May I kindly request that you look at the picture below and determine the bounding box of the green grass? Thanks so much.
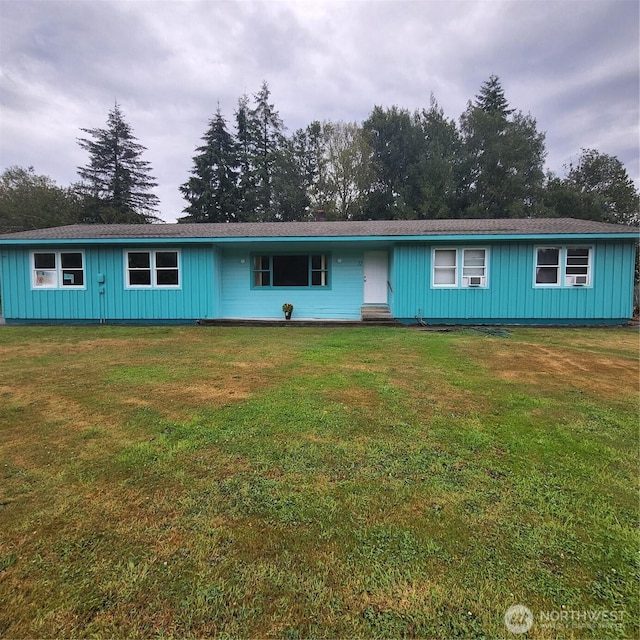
[0,325,638,638]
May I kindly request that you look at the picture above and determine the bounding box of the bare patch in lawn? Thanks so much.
[356,578,446,613]
[124,365,281,419]
[0,338,154,362]
[0,384,112,431]
[329,387,380,409]
[482,342,637,399]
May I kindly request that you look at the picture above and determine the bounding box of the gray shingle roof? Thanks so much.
[0,218,637,241]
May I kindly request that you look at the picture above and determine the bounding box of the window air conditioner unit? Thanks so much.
[568,275,588,286]
[468,276,484,287]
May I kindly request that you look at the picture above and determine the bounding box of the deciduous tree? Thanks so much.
[0,166,83,234]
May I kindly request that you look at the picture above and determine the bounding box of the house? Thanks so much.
[0,218,637,325]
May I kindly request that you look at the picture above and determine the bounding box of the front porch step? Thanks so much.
[361,304,393,321]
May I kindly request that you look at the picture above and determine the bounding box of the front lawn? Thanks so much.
[0,326,637,638]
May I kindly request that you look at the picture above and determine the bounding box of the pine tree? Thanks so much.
[180,106,240,223]
[474,74,514,117]
[234,93,258,221]
[248,81,285,221]
[77,102,159,223]
[459,76,546,218]
[417,96,461,219]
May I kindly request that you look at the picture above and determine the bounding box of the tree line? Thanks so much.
[1,76,638,234]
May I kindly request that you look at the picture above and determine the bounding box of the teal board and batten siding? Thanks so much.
[0,245,216,322]
[219,243,366,319]
[392,240,636,323]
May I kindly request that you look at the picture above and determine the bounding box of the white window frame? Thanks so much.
[432,248,458,288]
[534,246,593,288]
[125,250,181,289]
[32,251,85,289]
[534,246,561,287]
[462,248,488,288]
[432,247,490,288]
[564,247,592,287]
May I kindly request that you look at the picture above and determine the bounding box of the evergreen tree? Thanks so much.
[474,74,513,117]
[459,76,546,218]
[271,137,310,221]
[234,93,258,221]
[417,96,461,219]
[248,81,285,221]
[292,121,326,217]
[180,106,240,222]
[77,102,159,223]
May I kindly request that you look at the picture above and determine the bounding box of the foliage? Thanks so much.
[270,137,311,222]
[546,148,639,225]
[180,106,240,222]
[362,106,425,219]
[416,96,461,219]
[0,166,84,233]
[248,81,286,221]
[459,75,547,218]
[77,102,160,223]
[3,79,638,227]
[319,120,375,220]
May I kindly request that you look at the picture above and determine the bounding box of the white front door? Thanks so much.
[363,251,388,304]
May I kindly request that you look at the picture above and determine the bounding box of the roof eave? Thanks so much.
[0,231,638,246]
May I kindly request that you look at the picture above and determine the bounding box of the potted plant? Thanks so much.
[282,302,293,320]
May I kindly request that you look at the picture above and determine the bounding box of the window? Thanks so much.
[433,248,489,288]
[126,250,179,288]
[535,247,592,287]
[252,254,330,288]
[462,249,487,287]
[32,252,84,288]
[565,247,591,286]
[433,249,457,286]
[535,247,560,285]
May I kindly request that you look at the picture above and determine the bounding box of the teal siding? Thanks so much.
[220,243,364,319]
[1,237,634,324]
[393,239,635,323]
[0,245,215,322]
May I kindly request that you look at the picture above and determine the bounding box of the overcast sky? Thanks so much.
[1,0,638,223]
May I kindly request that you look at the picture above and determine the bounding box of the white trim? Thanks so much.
[534,246,593,288]
[432,247,490,289]
[564,246,592,287]
[534,246,562,287]
[462,248,489,288]
[432,248,458,288]
[124,249,181,289]
[31,250,86,290]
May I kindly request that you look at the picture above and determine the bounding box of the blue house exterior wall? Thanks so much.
[392,239,636,324]
[0,244,216,323]
[0,233,636,325]
[219,242,370,319]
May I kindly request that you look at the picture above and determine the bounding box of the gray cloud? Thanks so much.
[1,0,637,222]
